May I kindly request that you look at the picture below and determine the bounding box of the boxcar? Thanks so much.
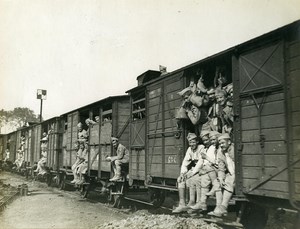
[126,20,300,226]
[58,95,130,193]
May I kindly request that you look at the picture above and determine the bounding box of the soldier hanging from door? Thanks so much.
[176,66,233,137]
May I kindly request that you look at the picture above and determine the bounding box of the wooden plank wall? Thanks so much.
[100,121,112,172]
[117,100,130,147]
[32,125,41,164]
[130,120,146,181]
[48,120,59,170]
[147,73,184,179]
[0,135,4,160]
[241,92,289,199]
[89,124,100,170]
[288,38,300,201]
[62,112,78,167]
[163,75,185,179]
[147,82,163,178]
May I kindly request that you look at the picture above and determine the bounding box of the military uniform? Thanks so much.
[208,133,235,217]
[172,133,205,213]
[109,141,129,181]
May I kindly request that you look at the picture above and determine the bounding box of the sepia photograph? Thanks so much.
[0,1,300,228]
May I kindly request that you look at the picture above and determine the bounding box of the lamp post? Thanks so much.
[37,89,47,123]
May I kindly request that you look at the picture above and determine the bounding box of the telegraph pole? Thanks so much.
[37,89,47,122]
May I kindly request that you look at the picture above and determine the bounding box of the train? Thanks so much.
[1,20,300,228]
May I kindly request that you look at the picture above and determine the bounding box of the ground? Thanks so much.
[0,171,127,229]
[0,171,222,229]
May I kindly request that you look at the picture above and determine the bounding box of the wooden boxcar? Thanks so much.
[58,95,130,190]
[40,117,62,171]
[126,20,300,224]
[0,134,6,161]
[126,70,161,186]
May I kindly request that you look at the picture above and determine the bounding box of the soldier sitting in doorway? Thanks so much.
[172,133,206,213]
[75,142,89,185]
[208,133,235,217]
[4,149,10,162]
[71,142,86,184]
[13,149,24,171]
[71,122,88,184]
[34,144,48,175]
[106,137,129,182]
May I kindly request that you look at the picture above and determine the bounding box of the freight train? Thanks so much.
[1,20,299,228]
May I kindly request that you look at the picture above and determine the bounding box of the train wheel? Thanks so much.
[241,203,268,229]
[59,174,66,190]
[46,174,52,187]
[80,185,89,199]
[149,189,165,208]
[109,194,121,208]
[108,187,122,208]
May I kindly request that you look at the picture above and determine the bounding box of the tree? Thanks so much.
[0,107,40,133]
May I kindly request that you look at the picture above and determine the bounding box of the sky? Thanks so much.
[0,0,300,128]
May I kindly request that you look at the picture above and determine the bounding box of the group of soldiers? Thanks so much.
[71,122,89,185]
[173,131,235,217]
[70,118,129,184]
[177,69,233,137]
[173,70,234,217]
[12,136,26,171]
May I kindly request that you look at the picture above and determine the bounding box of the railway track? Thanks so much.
[0,180,19,212]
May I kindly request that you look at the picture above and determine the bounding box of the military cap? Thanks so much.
[177,87,192,97]
[77,122,83,128]
[209,131,221,138]
[215,89,227,97]
[111,137,119,141]
[207,88,215,95]
[218,133,231,140]
[186,133,197,141]
[200,130,210,138]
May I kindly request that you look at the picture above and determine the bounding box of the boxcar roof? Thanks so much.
[127,19,300,92]
[59,95,129,117]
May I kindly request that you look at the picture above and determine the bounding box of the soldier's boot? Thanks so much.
[71,173,79,183]
[216,190,233,216]
[206,185,217,197]
[196,187,202,203]
[187,187,196,207]
[208,190,224,216]
[172,188,188,213]
[190,188,209,211]
[109,173,122,181]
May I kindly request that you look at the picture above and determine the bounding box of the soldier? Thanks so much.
[71,122,88,184]
[34,145,48,175]
[77,122,88,143]
[205,131,221,196]
[75,142,89,185]
[189,130,213,212]
[4,149,10,162]
[14,149,24,171]
[172,133,205,213]
[106,137,129,182]
[71,142,86,184]
[203,88,219,132]
[208,133,235,217]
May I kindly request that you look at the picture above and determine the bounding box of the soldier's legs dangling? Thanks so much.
[109,160,122,181]
[207,179,223,216]
[186,177,196,207]
[206,170,218,196]
[190,173,210,211]
[172,179,189,213]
